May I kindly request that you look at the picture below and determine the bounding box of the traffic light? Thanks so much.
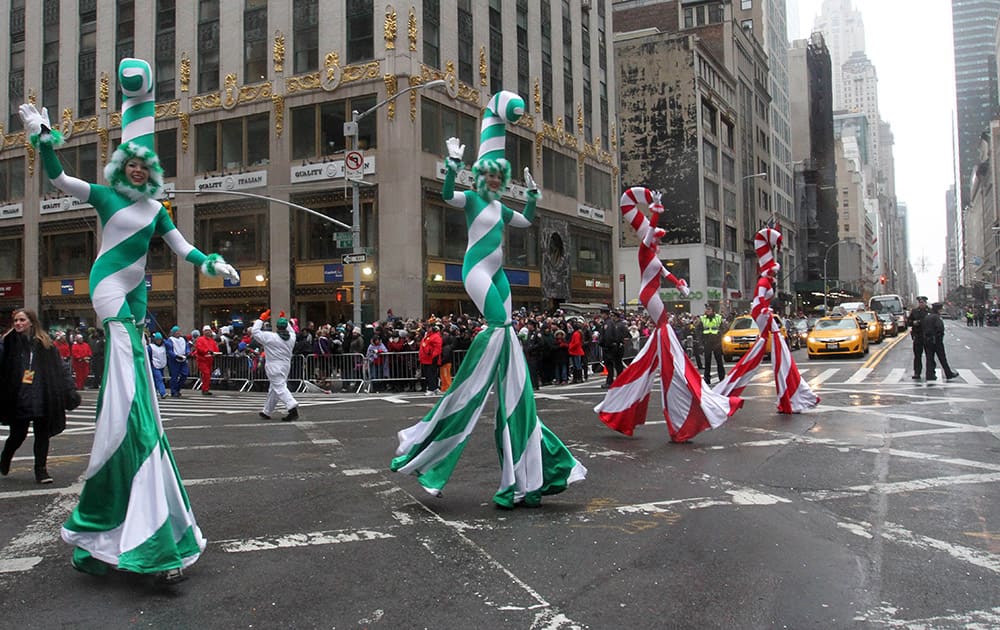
[879,275,886,285]
[937,278,942,287]
[162,200,173,220]
[335,290,343,302]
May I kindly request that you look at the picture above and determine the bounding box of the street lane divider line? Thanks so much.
[863,333,906,369]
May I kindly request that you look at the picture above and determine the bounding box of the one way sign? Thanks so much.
[342,252,368,265]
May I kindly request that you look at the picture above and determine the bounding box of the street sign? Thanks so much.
[345,151,364,180]
[342,252,368,265]
[337,238,353,249]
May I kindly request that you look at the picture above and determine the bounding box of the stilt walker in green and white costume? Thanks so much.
[391,91,587,507]
[19,58,240,581]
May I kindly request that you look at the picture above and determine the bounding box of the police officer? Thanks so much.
[699,304,725,385]
[923,302,960,381]
[600,311,628,388]
[906,296,930,379]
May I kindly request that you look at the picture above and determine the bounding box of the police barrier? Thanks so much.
[190,354,256,392]
[299,353,368,393]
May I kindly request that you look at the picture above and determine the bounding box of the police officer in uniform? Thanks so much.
[906,296,930,379]
[699,304,725,385]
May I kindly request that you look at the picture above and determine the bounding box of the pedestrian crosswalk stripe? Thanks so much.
[883,368,905,384]
[810,368,839,386]
[958,369,982,385]
[845,368,872,384]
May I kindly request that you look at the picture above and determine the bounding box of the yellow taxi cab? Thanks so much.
[721,315,788,361]
[853,310,884,343]
[806,314,870,359]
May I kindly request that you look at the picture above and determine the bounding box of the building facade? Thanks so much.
[0,0,618,331]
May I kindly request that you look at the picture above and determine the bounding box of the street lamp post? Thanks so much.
[343,79,447,326]
[823,239,854,311]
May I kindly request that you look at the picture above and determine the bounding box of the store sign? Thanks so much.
[0,281,23,298]
[576,204,606,223]
[61,279,75,295]
[324,264,344,282]
[0,203,22,220]
[195,170,268,192]
[290,157,376,184]
[41,196,92,214]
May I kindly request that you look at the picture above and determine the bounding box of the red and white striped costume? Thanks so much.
[712,228,820,413]
[595,187,742,441]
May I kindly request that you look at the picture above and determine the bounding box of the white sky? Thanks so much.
[788,0,956,298]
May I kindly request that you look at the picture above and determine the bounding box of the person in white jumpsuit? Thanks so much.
[251,311,299,421]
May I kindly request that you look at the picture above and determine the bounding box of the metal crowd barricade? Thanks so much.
[299,353,369,394]
[190,354,256,392]
[363,350,421,393]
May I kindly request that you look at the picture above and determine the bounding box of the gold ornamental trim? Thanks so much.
[286,52,382,95]
[384,6,397,50]
[191,76,273,112]
[180,53,191,93]
[383,74,398,120]
[99,73,110,110]
[418,62,479,107]
[273,31,286,74]
[479,46,487,87]
[408,7,418,51]
[272,94,285,137]
[179,112,190,153]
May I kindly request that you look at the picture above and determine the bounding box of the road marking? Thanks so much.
[217,528,394,552]
[0,557,43,573]
[958,368,982,384]
[882,368,905,384]
[535,393,570,400]
[983,362,1000,380]
[844,367,872,384]
[804,471,1000,501]
[809,368,839,386]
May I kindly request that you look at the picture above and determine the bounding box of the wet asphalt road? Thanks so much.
[1,324,998,629]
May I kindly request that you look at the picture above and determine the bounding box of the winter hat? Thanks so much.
[473,91,524,195]
[104,58,164,201]
[754,227,782,277]
[170,325,180,333]
[153,332,163,340]
[191,329,200,338]
[202,325,212,332]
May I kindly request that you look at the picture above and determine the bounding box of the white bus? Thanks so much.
[869,294,907,331]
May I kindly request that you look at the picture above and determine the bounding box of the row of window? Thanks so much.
[2,98,614,209]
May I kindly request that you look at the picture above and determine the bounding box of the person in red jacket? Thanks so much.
[419,325,443,395]
[54,331,71,367]
[193,325,220,395]
[568,322,586,383]
[70,333,93,390]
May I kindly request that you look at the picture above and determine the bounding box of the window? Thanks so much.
[584,164,611,210]
[542,148,577,198]
[346,0,374,63]
[156,0,176,99]
[703,178,718,210]
[195,114,270,173]
[506,220,538,268]
[425,199,468,261]
[457,0,474,84]
[423,0,440,69]
[0,237,22,279]
[741,0,752,9]
[516,0,529,104]
[293,0,318,73]
[706,256,722,286]
[198,212,268,266]
[42,231,96,276]
[8,0,26,130]
[661,258,689,288]
[291,95,377,160]
[507,134,534,184]
[42,0,59,111]
[198,0,220,92]
[722,118,735,148]
[722,154,735,182]
[705,218,720,247]
[701,99,717,136]
[562,0,573,133]
[155,129,177,178]
[420,99,478,158]
[541,3,553,123]
[78,1,98,116]
[42,144,96,196]
[572,229,611,275]
[146,233,175,271]
[244,0,268,82]
[294,201,372,261]
[0,157,25,202]
[702,141,718,173]
[489,0,503,94]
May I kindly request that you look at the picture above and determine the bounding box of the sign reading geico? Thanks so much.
[342,253,368,265]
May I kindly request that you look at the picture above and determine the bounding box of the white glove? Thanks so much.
[445,137,465,161]
[524,168,541,200]
[18,104,52,137]
[676,278,691,297]
[213,261,240,284]
[650,190,665,214]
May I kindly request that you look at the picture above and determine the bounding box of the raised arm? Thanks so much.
[154,207,240,283]
[508,167,541,227]
[442,137,467,209]
[20,104,92,203]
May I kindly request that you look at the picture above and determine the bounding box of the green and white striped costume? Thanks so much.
[25,59,232,574]
[392,91,586,507]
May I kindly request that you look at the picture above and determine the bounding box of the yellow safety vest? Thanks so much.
[700,314,722,335]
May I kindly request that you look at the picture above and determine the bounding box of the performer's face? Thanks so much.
[125,159,150,186]
[12,311,31,335]
[485,170,503,193]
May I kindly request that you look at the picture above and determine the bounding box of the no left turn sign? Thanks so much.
[345,151,364,180]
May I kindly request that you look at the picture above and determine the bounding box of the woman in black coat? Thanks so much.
[0,309,75,484]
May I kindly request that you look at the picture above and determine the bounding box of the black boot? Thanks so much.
[0,450,11,476]
[284,406,299,422]
[35,467,53,484]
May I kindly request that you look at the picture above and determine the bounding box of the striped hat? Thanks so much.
[754,227,782,276]
[472,91,525,186]
[104,58,164,200]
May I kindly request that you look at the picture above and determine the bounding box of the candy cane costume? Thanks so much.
[392,91,586,507]
[712,228,819,413]
[21,59,239,579]
[594,188,742,441]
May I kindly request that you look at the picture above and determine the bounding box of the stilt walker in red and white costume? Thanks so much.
[712,227,820,414]
[595,187,743,442]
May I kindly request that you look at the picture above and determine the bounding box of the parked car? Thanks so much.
[854,310,884,343]
[721,315,788,361]
[877,313,898,337]
[806,315,870,359]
